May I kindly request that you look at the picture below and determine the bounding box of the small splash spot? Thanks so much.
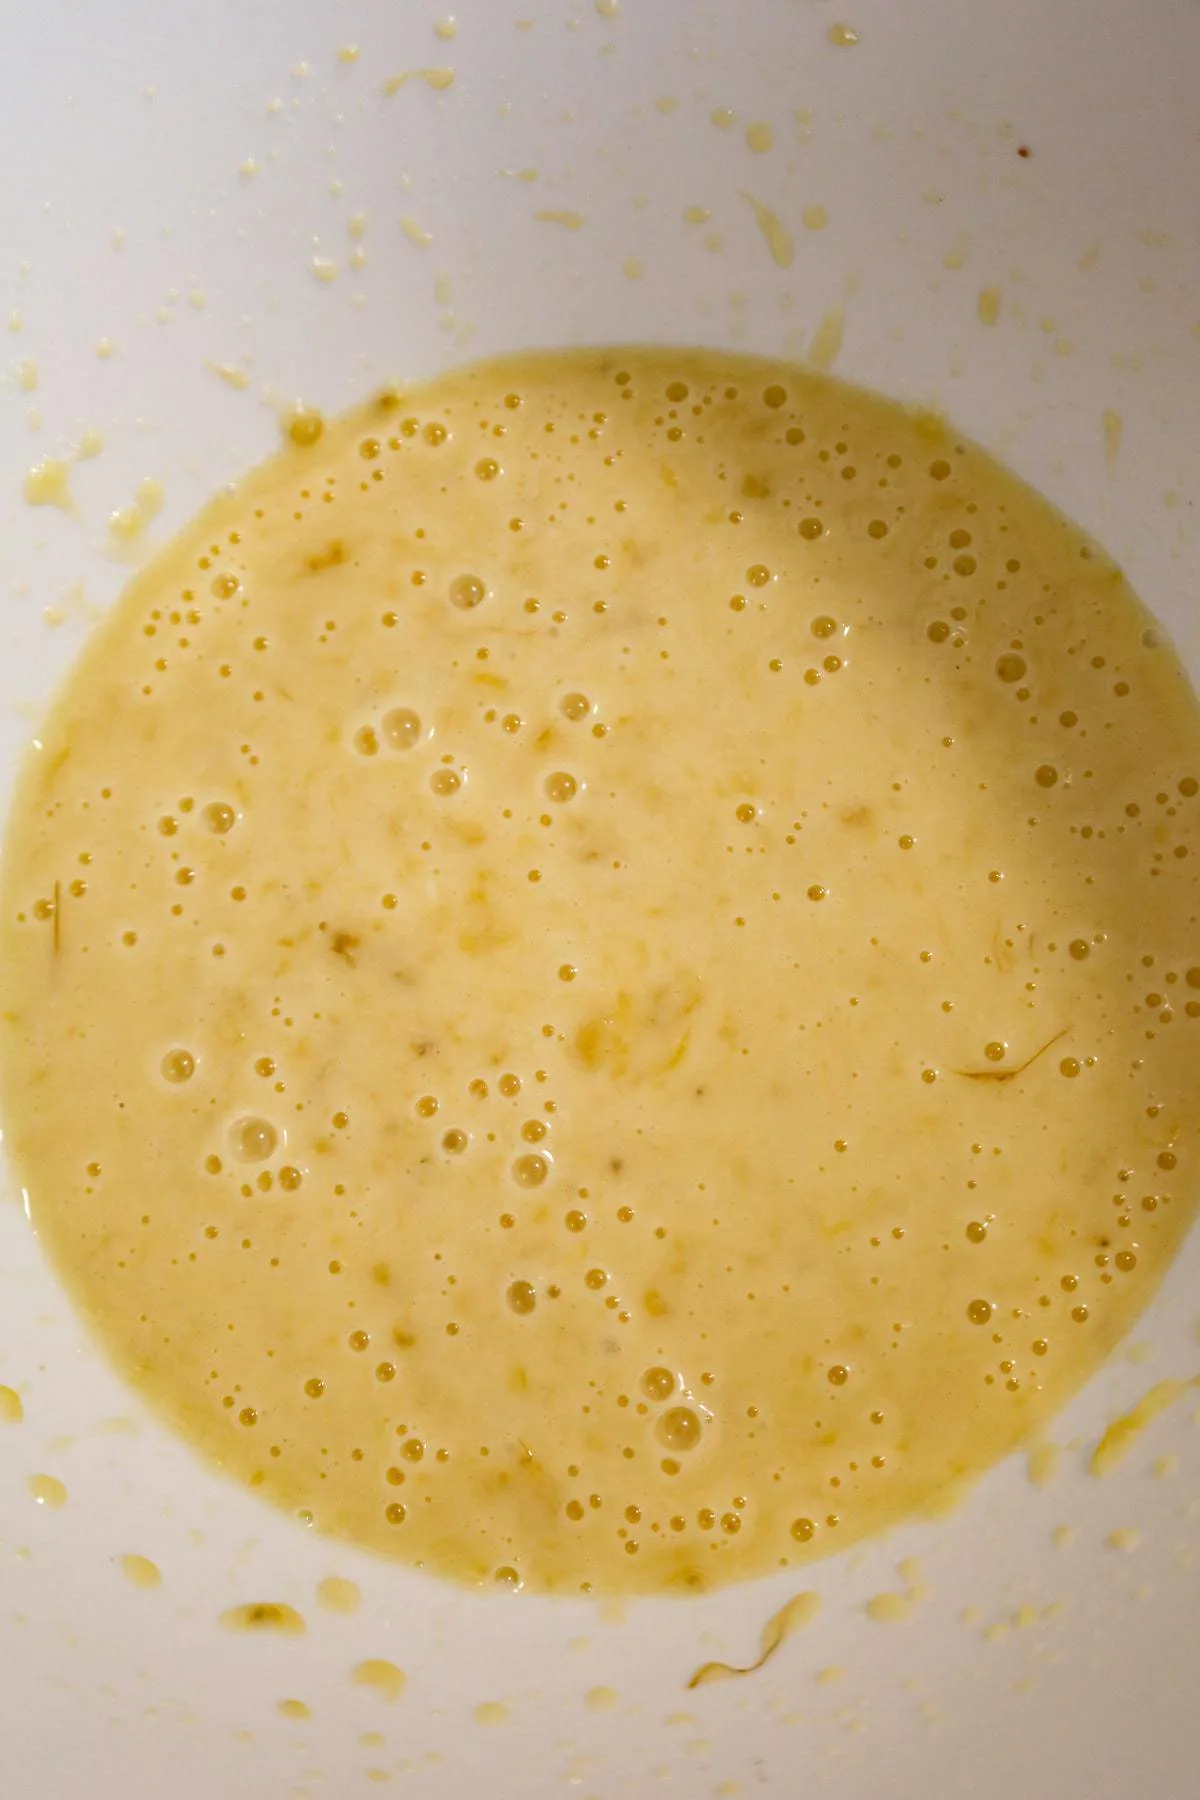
[977,286,1002,327]
[119,1554,162,1590]
[27,1474,67,1509]
[865,1591,912,1624]
[221,1602,306,1635]
[740,193,794,270]
[351,1659,407,1703]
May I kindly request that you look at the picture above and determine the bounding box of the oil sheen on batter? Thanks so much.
[3,349,1199,1596]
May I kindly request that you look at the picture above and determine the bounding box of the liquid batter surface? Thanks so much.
[3,348,1199,1595]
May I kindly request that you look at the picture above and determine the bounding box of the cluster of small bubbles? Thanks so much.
[657,1406,702,1452]
[560,692,591,721]
[233,1116,279,1163]
[161,1048,195,1084]
[545,771,577,803]
[507,1280,536,1315]
[512,1152,549,1187]
[429,767,462,797]
[203,802,236,835]
[450,573,487,611]
[382,708,422,750]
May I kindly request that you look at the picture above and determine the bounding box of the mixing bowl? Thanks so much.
[1,3,1197,1795]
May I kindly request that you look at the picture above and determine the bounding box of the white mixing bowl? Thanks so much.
[1,4,1197,1796]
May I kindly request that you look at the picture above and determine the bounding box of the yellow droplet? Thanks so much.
[977,285,1002,327]
[28,1474,67,1509]
[536,211,585,231]
[119,1553,162,1590]
[221,1602,306,1635]
[24,456,75,512]
[740,193,794,269]
[865,1591,912,1624]
[351,1659,407,1703]
[382,67,455,96]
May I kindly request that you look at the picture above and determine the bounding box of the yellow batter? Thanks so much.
[2,348,1198,1596]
